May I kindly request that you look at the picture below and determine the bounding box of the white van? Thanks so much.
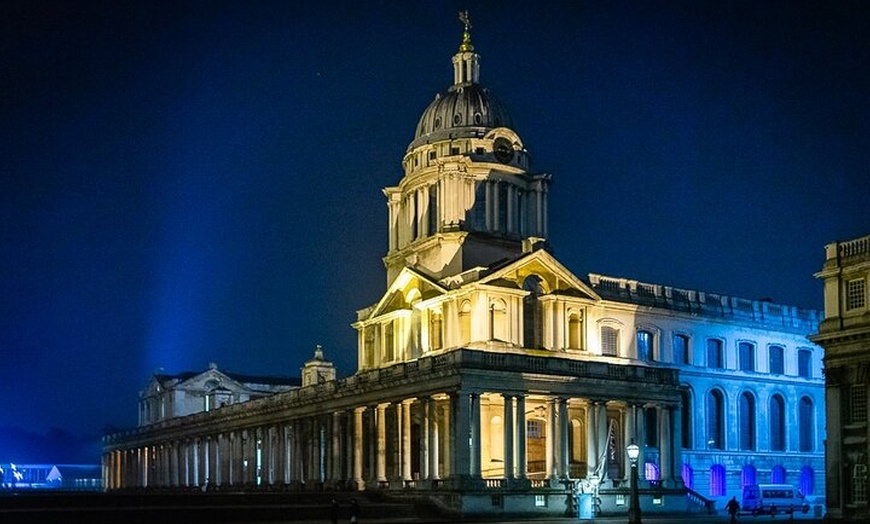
[741,484,810,516]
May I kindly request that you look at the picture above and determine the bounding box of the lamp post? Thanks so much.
[626,440,642,524]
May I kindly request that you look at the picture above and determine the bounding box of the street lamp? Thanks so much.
[626,440,642,524]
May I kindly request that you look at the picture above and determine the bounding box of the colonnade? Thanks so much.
[104,391,681,492]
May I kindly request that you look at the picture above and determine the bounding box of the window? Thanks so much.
[680,388,692,448]
[853,463,868,505]
[707,390,724,449]
[742,464,757,488]
[459,301,472,344]
[798,349,812,378]
[428,184,438,235]
[384,321,395,362]
[601,326,619,356]
[710,464,726,497]
[490,300,507,341]
[799,397,814,452]
[771,465,786,484]
[636,330,653,361]
[429,312,443,350]
[799,466,814,496]
[768,345,784,375]
[645,407,658,447]
[673,334,689,365]
[739,342,755,372]
[770,394,786,452]
[850,385,867,424]
[527,419,543,439]
[523,276,544,349]
[847,278,866,310]
[644,462,660,482]
[568,312,583,349]
[682,463,695,490]
[428,150,436,161]
[707,339,723,369]
[739,392,756,450]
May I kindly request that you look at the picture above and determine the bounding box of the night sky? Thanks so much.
[2,1,867,462]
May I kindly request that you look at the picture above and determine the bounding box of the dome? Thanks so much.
[410,83,514,150]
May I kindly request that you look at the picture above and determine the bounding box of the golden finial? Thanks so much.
[458,10,474,52]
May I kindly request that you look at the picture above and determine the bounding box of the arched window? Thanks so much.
[799,466,814,496]
[680,388,692,448]
[459,301,472,344]
[739,392,756,450]
[429,311,443,350]
[674,334,690,365]
[601,326,619,356]
[682,463,695,490]
[769,345,784,375]
[568,311,583,349]
[644,462,660,482]
[742,464,757,488]
[739,342,755,372]
[636,330,653,361]
[489,299,507,341]
[523,276,544,349]
[798,349,812,378]
[571,418,586,464]
[771,465,786,484]
[707,389,724,449]
[710,464,726,496]
[770,394,786,451]
[706,338,724,369]
[799,397,814,452]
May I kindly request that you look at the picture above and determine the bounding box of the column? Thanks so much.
[451,391,470,478]
[402,399,413,482]
[427,398,440,480]
[471,393,482,478]
[670,405,683,486]
[596,402,609,477]
[624,404,637,481]
[547,398,557,479]
[354,407,365,488]
[586,402,598,477]
[516,395,527,478]
[503,394,515,480]
[376,403,388,482]
[441,398,451,478]
[659,406,672,485]
[332,411,342,483]
[559,398,570,478]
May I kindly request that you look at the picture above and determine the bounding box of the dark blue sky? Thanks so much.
[1,1,867,459]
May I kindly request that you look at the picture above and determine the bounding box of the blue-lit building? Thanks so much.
[104,15,824,517]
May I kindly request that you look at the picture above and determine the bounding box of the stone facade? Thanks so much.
[104,16,825,518]
[811,234,870,521]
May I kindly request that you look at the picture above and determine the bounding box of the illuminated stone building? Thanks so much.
[811,234,870,521]
[103,16,825,517]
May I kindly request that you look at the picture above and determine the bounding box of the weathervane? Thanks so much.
[458,10,474,52]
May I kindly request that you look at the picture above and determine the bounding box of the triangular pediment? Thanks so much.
[477,250,600,301]
[365,266,448,320]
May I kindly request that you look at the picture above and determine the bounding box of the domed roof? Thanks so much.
[411,84,513,149]
[407,13,514,151]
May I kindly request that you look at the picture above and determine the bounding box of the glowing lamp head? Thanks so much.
[626,442,640,463]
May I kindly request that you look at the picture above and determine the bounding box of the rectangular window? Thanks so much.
[535,495,546,507]
[798,349,812,378]
[739,342,755,372]
[673,334,689,365]
[636,330,652,361]
[847,279,866,310]
[602,327,618,356]
[769,345,784,375]
[706,339,723,369]
[850,385,868,424]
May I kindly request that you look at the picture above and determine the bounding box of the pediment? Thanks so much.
[177,369,245,393]
[365,266,448,320]
[477,250,600,301]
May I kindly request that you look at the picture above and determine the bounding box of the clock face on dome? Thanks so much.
[493,137,514,164]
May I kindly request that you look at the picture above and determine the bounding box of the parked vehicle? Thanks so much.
[741,484,810,516]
